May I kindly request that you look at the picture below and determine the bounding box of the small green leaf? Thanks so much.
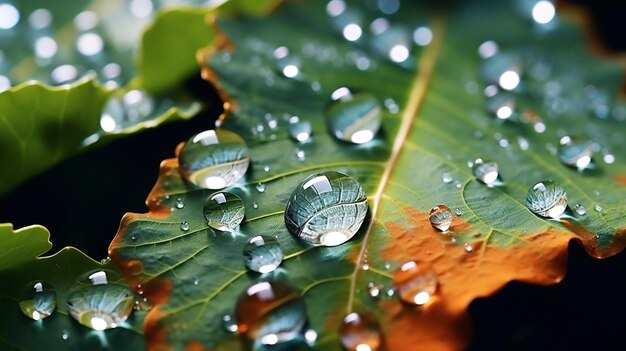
[0,224,51,272]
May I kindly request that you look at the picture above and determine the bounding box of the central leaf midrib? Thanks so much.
[346,16,447,313]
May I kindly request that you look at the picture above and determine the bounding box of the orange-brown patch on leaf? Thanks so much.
[616,175,626,186]
[185,340,208,351]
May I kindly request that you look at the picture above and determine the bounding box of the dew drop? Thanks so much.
[67,270,134,330]
[252,202,259,209]
[179,221,190,232]
[472,158,499,185]
[178,129,250,189]
[62,330,70,340]
[203,192,245,231]
[287,116,312,142]
[243,236,283,273]
[256,182,266,193]
[455,181,462,189]
[326,88,382,144]
[464,243,473,252]
[526,180,567,219]
[235,280,307,345]
[442,171,453,184]
[574,203,586,216]
[393,260,438,306]
[558,136,593,171]
[429,205,452,232]
[295,149,306,161]
[19,281,57,321]
[367,282,382,298]
[304,329,318,345]
[594,203,602,212]
[455,208,462,216]
[339,312,382,351]
[263,165,270,172]
[222,314,238,333]
[284,171,368,246]
[175,197,184,209]
[487,94,515,120]
[193,278,199,286]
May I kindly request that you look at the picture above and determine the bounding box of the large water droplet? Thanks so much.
[558,136,593,171]
[203,192,245,231]
[393,260,438,306]
[472,158,499,185]
[67,270,134,330]
[526,180,567,219]
[19,281,57,320]
[339,312,382,351]
[429,205,452,232]
[326,88,382,144]
[235,280,307,345]
[284,171,368,246]
[243,236,283,273]
[178,129,250,189]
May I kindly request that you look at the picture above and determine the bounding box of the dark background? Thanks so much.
[1,1,625,350]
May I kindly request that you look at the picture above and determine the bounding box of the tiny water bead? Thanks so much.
[243,236,283,273]
[367,282,382,299]
[179,221,190,232]
[339,312,383,351]
[558,136,593,170]
[393,260,438,306]
[256,182,266,193]
[235,280,307,345]
[284,171,368,246]
[575,203,586,216]
[19,281,57,321]
[288,116,312,142]
[429,205,452,232]
[178,129,250,189]
[175,197,184,209]
[203,192,245,231]
[442,171,453,184]
[472,158,499,185]
[594,204,602,212]
[326,88,382,144]
[67,270,135,330]
[222,314,238,333]
[526,181,568,219]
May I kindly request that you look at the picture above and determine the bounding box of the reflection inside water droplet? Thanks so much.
[235,280,307,345]
[178,129,250,189]
[526,180,567,219]
[203,192,245,231]
[243,236,283,273]
[339,312,382,351]
[284,171,368,246]
[67,270,134,330]
[19,281,57,320]
[429,205,452,232]
[326,88,382,144]
[393,260,438,306]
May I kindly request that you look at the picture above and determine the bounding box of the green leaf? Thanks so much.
[110,0,626,350]
[0,225,145,350]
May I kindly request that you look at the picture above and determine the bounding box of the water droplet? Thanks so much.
[339,312,382,351]
[295,149,306,161]
[526,181,567,219]
[558,136,593,171]
[367,282,382,298]
[193,278,199,286]
[256,183,266,193]
[252,202,259,209]
[178,129,250,189]
[263,165,270,172]
[61,330,70,340]
[487,94,515,120]
[235,280,307,345]
[442,171,453,184]
[100,257,111,265]
[393,260,438,306]
[532,0,556,24]
[326,88,382,144]
[370,25,411,63]
[179,221,190,232]
[455,208,462,216]
[273,47,301,78]
[464,243,473,252]
[130,235,137,241]
[19,281,57,320]
[304,329,318,345]
[243,236,283,273]
[67,270,135,330]
[429,205,452,232]
[574,203,586,216]
[455,181,462,189]
[175,197,184,209]
[284,171,368,246]
[222,314,238,333]
[203,192,245,231]
[472,158,499,185]
[594,204,602,212]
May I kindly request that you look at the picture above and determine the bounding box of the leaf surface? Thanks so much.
[110,0,626,350]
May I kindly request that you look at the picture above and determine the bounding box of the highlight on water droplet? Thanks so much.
[429,205,453,232]
[66,270,135,330]
[472,158,500,185]
[526,180,567,219]
[326,88,382,144]
[19,281,57,321]
[203,192,245,231]
[393,260,438,306]
[284,171,368,246]
[339,312,383,351]
[558,136,593,171]
[243,236,283,273]
[178,129,250,189]
[235,280,307,345]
